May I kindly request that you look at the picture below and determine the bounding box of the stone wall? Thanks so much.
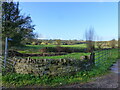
[14,57,91,76]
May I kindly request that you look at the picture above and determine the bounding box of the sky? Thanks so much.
[19,2,118,41]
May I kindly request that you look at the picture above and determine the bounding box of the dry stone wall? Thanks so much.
[14,57,91,76]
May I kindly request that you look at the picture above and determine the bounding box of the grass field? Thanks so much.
[13,44,90,59]
[26,52,90,59]
[26,44,87,48]
[14,43,110,54]
[15,44,87,54]
[3,44,118,88]
[2,49,118,88]
[14,44,86,51]
[12,44,112,60]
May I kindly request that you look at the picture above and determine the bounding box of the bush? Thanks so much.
[55,46,72,53]
[69,47,85,52]
[46,47,56,52]
[40,47,86,53]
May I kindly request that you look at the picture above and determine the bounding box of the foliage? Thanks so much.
[55,39,61,46]
[10,44,87,54]
[2,1,36,46]
[54,46,72,53]
[109,39,117,48]
[24,39,86,46]
[2,49,118,88]
[96,41,104,49]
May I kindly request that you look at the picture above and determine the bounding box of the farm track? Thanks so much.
[58,59,120,88]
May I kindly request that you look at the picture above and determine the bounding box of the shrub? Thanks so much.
[55,46,72,53]
[40,47,56,52]
[40,47,86,53]
[40,47,47,53]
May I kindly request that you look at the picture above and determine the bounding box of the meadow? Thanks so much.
[15,44,87,53]
[2,44,118,88]
[14,44,89,59]
[2,49,118,88]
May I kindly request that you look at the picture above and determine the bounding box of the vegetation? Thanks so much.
[2,2,36,47]
[2,1,118,88]
[26,53,90,59]
[2,49,118,88]
[11,44,87,54]
[85,27,95,52]
[109,39,117,48]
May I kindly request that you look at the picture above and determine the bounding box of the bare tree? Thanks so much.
[85,27,95,52]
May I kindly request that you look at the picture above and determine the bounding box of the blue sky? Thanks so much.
[19,2,118,41]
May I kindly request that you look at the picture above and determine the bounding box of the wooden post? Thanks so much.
[90,52,95,66]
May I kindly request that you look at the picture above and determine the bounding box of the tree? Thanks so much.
[0,1,2,55]
[96,41,103,49]
[2,1,35,47]
[118,38,120,49]
[85,27,95,52]
[109,39,116,48]
[56,39,61,46]
[96,36,105,49]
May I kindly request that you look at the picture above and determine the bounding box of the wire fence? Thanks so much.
[94,48,118,67]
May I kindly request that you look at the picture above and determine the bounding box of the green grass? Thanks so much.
[14,44,110,54]
[2,49,118,88]
[61,44,86,48]
[0,73,2,87]
[95,49,118,66]
[18,50,43,54]
[26,44,87,48]
[25,52,90,59]
[13,44,86,54]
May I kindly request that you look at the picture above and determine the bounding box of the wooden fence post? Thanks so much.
[90,52,95,66]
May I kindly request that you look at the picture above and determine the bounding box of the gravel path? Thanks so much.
[58,60,120,88]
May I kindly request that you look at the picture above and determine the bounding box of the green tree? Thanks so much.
[0,1,2,55]
[2,1,35,46]
[109,39,116,48]
[56,39,61,46]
